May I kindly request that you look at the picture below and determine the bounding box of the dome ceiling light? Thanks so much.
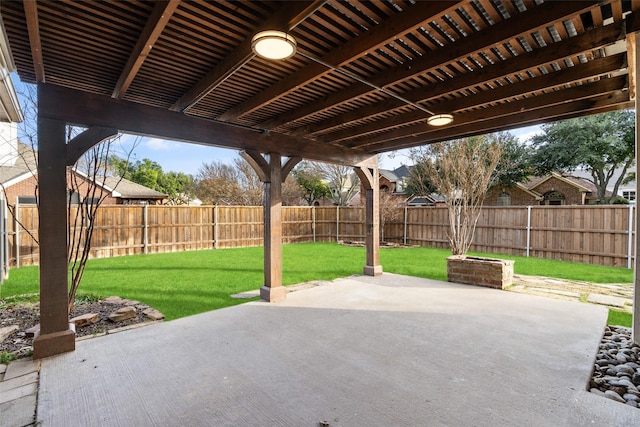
[427,114,454,126]
[251,30,297,60]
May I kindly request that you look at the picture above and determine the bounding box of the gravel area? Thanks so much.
[590,326,640,409]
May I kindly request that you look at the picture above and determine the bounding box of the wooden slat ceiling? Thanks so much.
[1,0,638,162]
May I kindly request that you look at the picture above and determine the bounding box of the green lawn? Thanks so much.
[0,243,633,324]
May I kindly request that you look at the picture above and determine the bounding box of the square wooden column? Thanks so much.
[630,31,640,343]
[262,153,286,302]
[354,158,382,276]
[33,116,75,358]
[241,151,300,302]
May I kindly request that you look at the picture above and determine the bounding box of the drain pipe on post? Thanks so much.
[628,203,634,269]
[403,206,408,246]
[526,205,532,258]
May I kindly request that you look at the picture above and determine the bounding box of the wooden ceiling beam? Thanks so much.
[365,95,633,153]
[38,83,369,166]
[217,1,463,122]
[111,0,180,99]
[22,0,45,82]
[262,1,604,131]
[297,20,630,137]
[323,54,627,143]
[347,78,628,149]
[170,1,326,112]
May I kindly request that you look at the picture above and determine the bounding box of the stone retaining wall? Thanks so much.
[447,255,514,289]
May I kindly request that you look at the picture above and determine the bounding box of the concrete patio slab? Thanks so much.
[36,274,640,426]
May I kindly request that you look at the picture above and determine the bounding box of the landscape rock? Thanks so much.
[104,296,126,305]
[624,393,640,402]
[604,390,626,403]
[108,306,137,322]
[25,324,40,337]
[0,325,18,342]
[142,308,165,321]
[590,326,640,409]
[616,365,635,376]
[69,313,99,327]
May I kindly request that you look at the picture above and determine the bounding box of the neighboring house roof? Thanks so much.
[72,171,167,200]
[407,193,444,206]
[526,172,591,193]
[101,176,167,199]
[0,21,23,123]
[0,143,36,187]
[513,183,544,201]
[0,153,167,200]
[392,165,413,179]
[570,167,636,193]
[379,169,399,183]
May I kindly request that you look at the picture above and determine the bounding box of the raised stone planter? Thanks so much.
[447,255,514,289]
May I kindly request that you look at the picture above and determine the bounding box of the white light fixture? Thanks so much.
[251,30,297,60]
[427,113,454,126]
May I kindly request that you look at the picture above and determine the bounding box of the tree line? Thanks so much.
[111,110,635,207]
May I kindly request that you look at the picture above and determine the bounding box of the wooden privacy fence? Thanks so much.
[385,205,636,268]
[4,204,635,269]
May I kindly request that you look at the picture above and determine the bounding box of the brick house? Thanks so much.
[0,141,167,205]
[486,172,605,206]
[359,166,415,206]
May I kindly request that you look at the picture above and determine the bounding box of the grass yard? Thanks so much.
[0,243,633,325]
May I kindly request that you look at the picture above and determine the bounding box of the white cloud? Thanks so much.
[512,125,541,144]
[145,138,175,151]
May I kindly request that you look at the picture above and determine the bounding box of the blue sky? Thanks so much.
[117,125,542,176]
[13,74,541,176]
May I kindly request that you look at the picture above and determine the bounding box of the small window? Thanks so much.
[68,191,80,204]
[542,190,565,206]
[17,196,37,205]
[623,190,636,201]
[83,197,101,205]
[497,192,511,206]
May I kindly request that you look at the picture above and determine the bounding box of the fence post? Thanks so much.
[336,205,340,242]
[14,197,19,268]
[628,203,634,269]
[0,195,5,282]
[3,198,7,278]
[526,205,532,258]
[143,204,149,255]
[403,206,408,246]
[312,206,316,242]
[214,205,219,249]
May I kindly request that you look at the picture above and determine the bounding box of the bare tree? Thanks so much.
[195,161,244,205]
[302,161,360,206]
[67,135,132,310]
[411,136,502,255]
[379,189,403,243]
[196,156,304,206]
[1,82,137,310]
[234,157,263,205]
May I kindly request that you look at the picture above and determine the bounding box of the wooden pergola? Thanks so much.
[1,0,639,358]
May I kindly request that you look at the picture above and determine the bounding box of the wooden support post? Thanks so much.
[354,156,382,276]
[630,31,640,344]
[241,150,301,302]
[263,152,284,301]
[33,117,75,358]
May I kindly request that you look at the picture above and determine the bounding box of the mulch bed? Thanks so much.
[1,297,160,357]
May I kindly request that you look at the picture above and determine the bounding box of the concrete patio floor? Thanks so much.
[37,273,640,426]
